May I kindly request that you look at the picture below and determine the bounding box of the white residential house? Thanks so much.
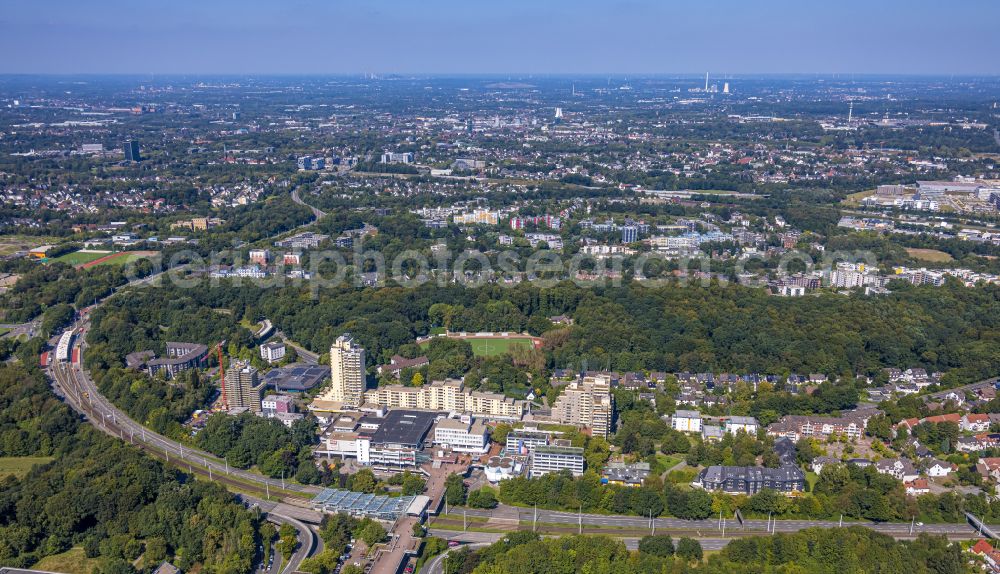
[875,458,920,483]
[926,460,954,477]
[962,413,991,433]
[671,410,702,433]
[810,456,839,474]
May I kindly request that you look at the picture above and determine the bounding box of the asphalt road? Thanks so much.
[421,542,489,574]
[276,330,319,364]
[291,187,327,219]
[0,320,38,339]
[267,512,315,574]
[424,531,735,556]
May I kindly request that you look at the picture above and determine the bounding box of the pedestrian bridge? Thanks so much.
[966,512,999,539]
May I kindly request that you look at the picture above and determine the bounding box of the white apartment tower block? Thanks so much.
[328,333,366,407]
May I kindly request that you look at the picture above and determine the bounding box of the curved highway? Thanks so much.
[291,187,327,219]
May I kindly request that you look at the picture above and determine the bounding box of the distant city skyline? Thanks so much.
[2,0,999,75]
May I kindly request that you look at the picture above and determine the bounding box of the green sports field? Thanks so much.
[421,336,534,357]
[51,250,112,265]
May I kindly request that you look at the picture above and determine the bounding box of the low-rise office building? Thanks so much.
[529,445,585,478]
[262,394,295,416]
[602,462,650,487]
[433,416,490,454]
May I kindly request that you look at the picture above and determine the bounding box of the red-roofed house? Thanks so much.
[922,413,962,425]
[971,539,995,556]
[895,418,920,434]
[970,539,1000,570]
[904,478,930,495]
[977,457,1000,481]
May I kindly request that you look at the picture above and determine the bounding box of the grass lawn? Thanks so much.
[0,455,54,479]
[905,248,954,263]
[805,471,819,491]
[655,453,685,473]
[33,547,102,574]
[841,189,876,207]
[0,327,10,337]
[51,250,112,265]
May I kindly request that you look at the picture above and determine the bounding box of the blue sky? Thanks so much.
[2,0,998,75]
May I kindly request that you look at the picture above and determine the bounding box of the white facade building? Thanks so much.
[529,445,585,477]
[433,416,490,454]
[260,341,286,364]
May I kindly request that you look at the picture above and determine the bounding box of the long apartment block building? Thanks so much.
[321,333,366,407]
[363,378,526,420]
[550,376,614,438]
[125,342,208,380]
[766,414,867,441]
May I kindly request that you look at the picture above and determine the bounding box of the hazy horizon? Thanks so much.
[2,0,998,76]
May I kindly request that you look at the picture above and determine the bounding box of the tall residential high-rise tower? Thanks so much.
[551,375,615,438]
[123,139,141,162]
[328,333,366,407]
[224,361,264,412]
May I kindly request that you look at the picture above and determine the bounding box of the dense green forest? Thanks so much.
[195,411,322,483]
[0,364,266,573]
[87,278,1000,385]
[443,528,970,574]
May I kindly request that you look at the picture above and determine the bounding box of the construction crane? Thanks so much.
[216,341,228,410]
